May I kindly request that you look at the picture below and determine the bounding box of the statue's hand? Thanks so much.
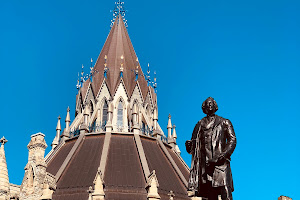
[216,153,226,166]
[185,140,193,154]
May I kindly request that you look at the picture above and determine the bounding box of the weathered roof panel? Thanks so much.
[104,134,146,191]
[52,134,105,199]
[167,146,190,181]
[47,139,76,176]
[141,138,189,200]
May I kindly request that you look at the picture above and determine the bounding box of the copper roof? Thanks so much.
[47,134,189,200]
[141,138,189,200]
[79,15,151,101]
[47,139,76,176]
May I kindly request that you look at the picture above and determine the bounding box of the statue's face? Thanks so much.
[205,99,216,115]
[202,97,218,115]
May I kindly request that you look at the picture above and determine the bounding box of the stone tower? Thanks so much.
[0,137,9,200]
[20,133,56,200]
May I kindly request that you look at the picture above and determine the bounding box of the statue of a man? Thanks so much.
[186,97,237,200]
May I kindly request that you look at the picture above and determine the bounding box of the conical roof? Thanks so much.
[91,15,149,99]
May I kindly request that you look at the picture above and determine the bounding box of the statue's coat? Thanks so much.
[187,115,236,195]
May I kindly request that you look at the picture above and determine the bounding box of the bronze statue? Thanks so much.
[186,97,236,200]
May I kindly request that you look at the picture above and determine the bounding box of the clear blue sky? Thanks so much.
[1,0,299,199]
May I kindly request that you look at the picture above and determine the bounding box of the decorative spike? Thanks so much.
[153,71,157,91]
[167,114,175,147]
[111,1,128,27]
[61,107,71,140]
[76,72,81,90]
[65,107,71,128]
[52,116,61,149]
[56,116,61,131]
[104,55,109,78]
[172,125,177,140]
[120,55,124,78]
[167,114,172,129]
[80,64,85,83]
[146,63,151,85]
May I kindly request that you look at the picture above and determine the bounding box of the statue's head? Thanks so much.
[202,97,218,115]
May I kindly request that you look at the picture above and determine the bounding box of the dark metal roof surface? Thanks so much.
[47,139,76,175]
[166,146,190,181]
[49,133,189,199]
[104,134,146,194]
[141,138,189,200]
[52,135,105,199]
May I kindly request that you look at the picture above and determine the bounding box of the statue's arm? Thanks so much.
[222,119,237,159]
[186,121,201,154]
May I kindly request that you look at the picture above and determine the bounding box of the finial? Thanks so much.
[135,66,139,81]
[104,55,109,78]
[111,1,128,27]
[80,64,85,84]
[66,107,71,122]
[0,137,7,146]
[146,63,151,85]
[76,72,81,90]
[168,114,171,119]
[120,55,124,78]
[172,125,177,139]
[56,116,61,131]
[84,59,99,82]
[153,71,157,91]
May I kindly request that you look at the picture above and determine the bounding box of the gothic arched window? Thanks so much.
[117,100,123,127]
[90,101,94,116]
[102,100,108,125]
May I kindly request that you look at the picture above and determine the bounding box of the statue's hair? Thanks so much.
[202,97,218,114]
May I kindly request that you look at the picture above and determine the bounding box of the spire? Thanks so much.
[167,114,172,140]
[89,8,150,103]
[56,116,61,131]
[65,107,71,129]
[167,115,176,147]
[52,116,61,149]
[172,125,177,141]
[61,107,71,140]
[0,137,9,196]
